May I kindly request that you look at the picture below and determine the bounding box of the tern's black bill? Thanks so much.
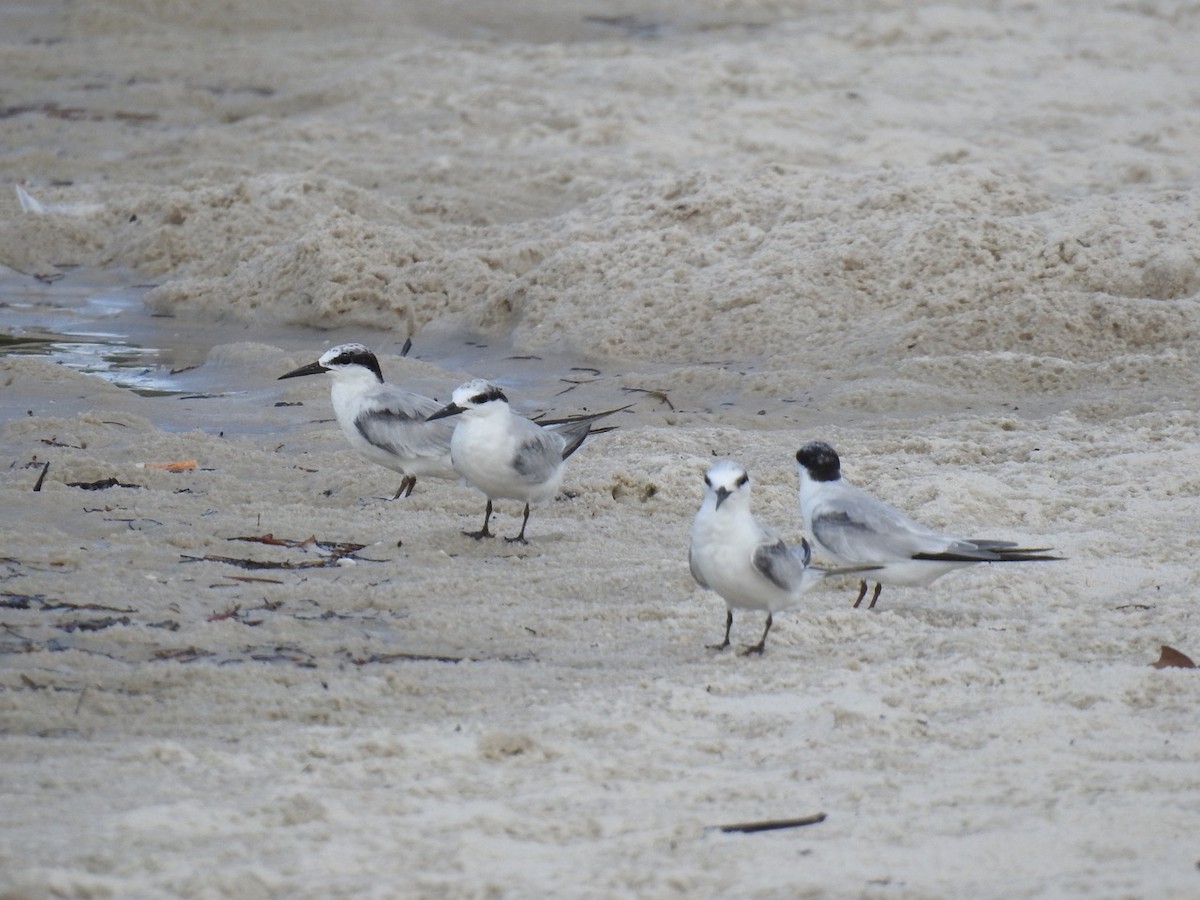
[426,402,465,421]
[278,361,330,380]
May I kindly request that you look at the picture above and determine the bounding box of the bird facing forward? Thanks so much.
[428,378,626,543]
[689,460,867,655]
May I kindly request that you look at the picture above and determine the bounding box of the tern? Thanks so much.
[428,378,627,543]
[278,343,457,498]
[689,460,876,655]
[795,440,1058,609]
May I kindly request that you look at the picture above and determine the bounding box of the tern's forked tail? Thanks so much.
[540,403,633,459]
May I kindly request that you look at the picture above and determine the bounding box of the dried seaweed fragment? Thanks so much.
[1151,645,1196,669]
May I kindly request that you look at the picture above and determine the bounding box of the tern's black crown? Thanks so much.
[331,347,384,382]
[471,386,508,406]
[796,441,842,482]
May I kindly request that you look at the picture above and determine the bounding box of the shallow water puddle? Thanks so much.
[0,268,180,395]
[0,266,681,435]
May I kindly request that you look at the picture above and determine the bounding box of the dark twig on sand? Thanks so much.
[621,386,674,410]
[712,813,827,834]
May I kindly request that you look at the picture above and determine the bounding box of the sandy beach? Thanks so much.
[2,1,1199,897]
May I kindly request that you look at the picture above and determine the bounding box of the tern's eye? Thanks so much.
[474,387,508,404]
[736,472,749,487]
[703,475,712,488]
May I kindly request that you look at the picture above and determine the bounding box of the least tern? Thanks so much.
[278,343,456,498]
[689,460,872,655]
[795,440,1058,609]
[427,378,626,543]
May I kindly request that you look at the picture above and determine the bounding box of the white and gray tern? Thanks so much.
[278,343,457,498]
[428,378,627,543]
[795,440,1058,609]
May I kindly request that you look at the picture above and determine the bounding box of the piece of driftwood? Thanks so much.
[67,478,141,490]
[712,813,827,834]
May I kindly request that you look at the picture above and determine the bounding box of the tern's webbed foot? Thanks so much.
[739,613,771,656]
[708,610,734,651]
[465,500,495,540]
[505,504,531,545]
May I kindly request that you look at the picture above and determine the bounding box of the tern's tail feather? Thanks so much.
[816,564,886,577]
[991,550,1062,562]
[792,539,884,579]
[969,539,1056,554]
[541,404,633,459]
[914,548,1061,563]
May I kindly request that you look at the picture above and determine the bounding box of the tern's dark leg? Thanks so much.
[741,613,772,656]
[392,476,416,500]
[867,583,882,610]
[504,503,532,544]
[464,499,494,540]
[852,579,868,608]
[708,610,733,651]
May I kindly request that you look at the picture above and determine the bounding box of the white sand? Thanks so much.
[2,1,1199,896]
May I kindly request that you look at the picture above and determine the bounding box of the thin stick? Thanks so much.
[713,813,827,834]
[33,461,50,492]
[621,386,674,410]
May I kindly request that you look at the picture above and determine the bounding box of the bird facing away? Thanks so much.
[427,378,626,543]
[278,343,457,498]
[794,440,1059,609]
[689,460,868,655]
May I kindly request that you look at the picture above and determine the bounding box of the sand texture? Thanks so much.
[2,1,1199,897]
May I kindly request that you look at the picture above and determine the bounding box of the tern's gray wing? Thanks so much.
[811,483,963,563]
[354,388,454,460]
[688,542,710,590]
[510,425,567,484]
[813,484,1033,564]
[752,534,808,593]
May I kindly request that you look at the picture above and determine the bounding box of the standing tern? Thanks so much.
[689,460,877,655]
[427,378,627,543]
[794,440,1058,609]
[278,343,457,498]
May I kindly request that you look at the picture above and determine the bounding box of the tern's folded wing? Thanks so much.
[752,536,808,593]
[688,542,710,590]
[355,395,454,460]
[811,488,957,563]
[511,429,567,484]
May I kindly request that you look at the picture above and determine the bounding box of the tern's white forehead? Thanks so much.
[452,378,508,407]
[318,342,372,367]
[705,459,750,490]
